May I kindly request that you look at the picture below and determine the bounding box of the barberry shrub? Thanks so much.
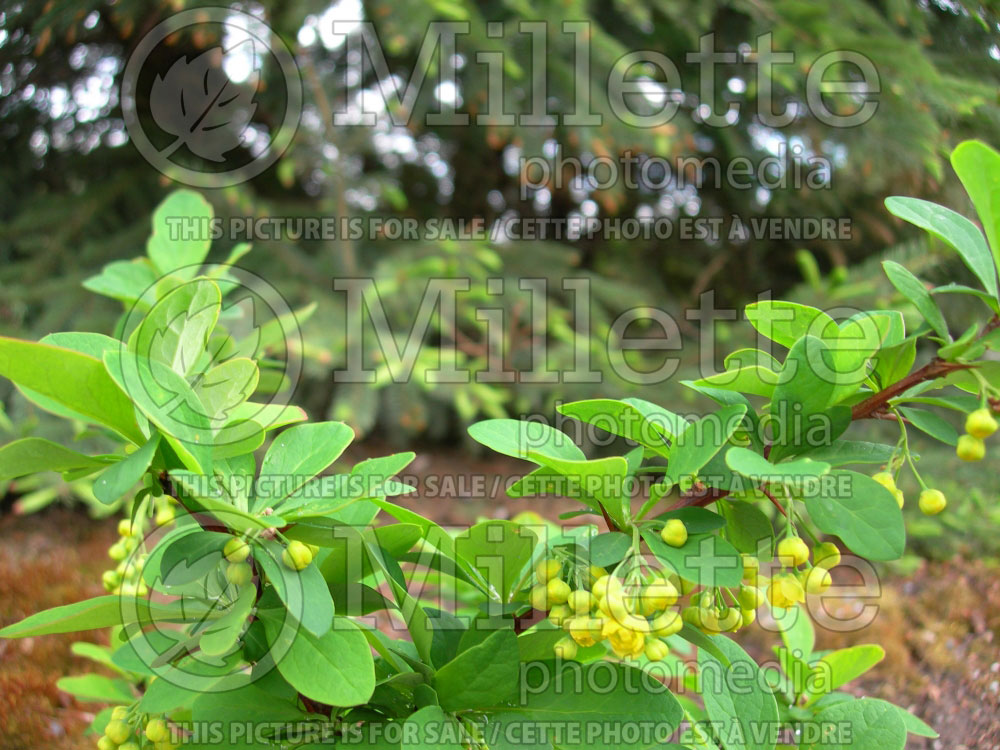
[2,141,999,750]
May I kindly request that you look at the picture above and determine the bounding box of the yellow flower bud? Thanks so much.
[567,589,594,614]
[548,604,571,626]
[225,562,252,587]
[592,575,610,600]
[660,519,688,547]
[589,565,607,583]
[957,434,986,461]
[804,566,832,594]
[640,577,679,612]
[918,488,947,515]
[530,585,549,611]
[737,584,763,610]
[105,720,132,745]
[649,609,683,637]
[965,408,998,439]
[644,638,669,662]
[813,542,840,569]
[535,558,561,583]
[553,636,578,660]
[282,540,313,571]
[223,537,250,563]
[546,578,571,605]
[872,472,896,492]
[145,719,170,743]
[777,537,809,567]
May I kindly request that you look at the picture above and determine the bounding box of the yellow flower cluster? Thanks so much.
[679,556,762,635]
[956,408,996,462]
[101,518,148,597]
[532,559,682,662]
[763,540,840,608]
[97,707,177,750]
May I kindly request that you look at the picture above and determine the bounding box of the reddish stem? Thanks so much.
[658,356,980,516]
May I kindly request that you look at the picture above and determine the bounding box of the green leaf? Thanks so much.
[881,261,949,339]
[745,301,836,348]
[279,451,417,522]
[454,520,535,601]
[126,279,221,379]
[557,398,675,454]
[69,643,120,673]
[804,645,885,705]
[402,706,464,750]
[803,698,905,750]
[894,706,938,738]
[698,636,780,750]
[522,454,630,527]
[693,365,779,398]
[724,348,782,371]
[0,438,109,481]
[0,337,142,443]
[885,196,998,299]
[800,441,897,467]
[93,434,161,505]
[156,528,227,586]
[776,646,812,697]
[663,404,747,490]
[720,500,773,556]
[770,336,838,455]
[872,337,917,389]
[481,661,682,750]
[0,596,210,638]
[363,540,436,665]
[103,350,214,474]
[369,498,490,594]
[56,675,135,703]
[467,419,584,462]
[226,402,308,433]
[194,357,259,421]
[803,470,905,561]
[775,603,815,658]
[588,532,632,566]
[146,189,214,279]
[932,282,1000,313]
[256,422,355,506]
[306,521,421,581]
[829,313,899,403]
[620,397,690,440]
[641,528,742,587]
[433,629,519,712]
[190,681,305,728]
[83,259,160,304]
[898,406,958,446]
[169,471,279,532]
[254,538,334,638]
[725,447,830,482]
[328,582,394,616]
[262,614,375,707]
[951,140,1000,275]
[199,584,257,657]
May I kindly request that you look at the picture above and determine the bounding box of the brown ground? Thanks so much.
[2,443,999,749]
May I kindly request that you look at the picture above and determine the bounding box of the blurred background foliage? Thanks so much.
[1,0,1000,448]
